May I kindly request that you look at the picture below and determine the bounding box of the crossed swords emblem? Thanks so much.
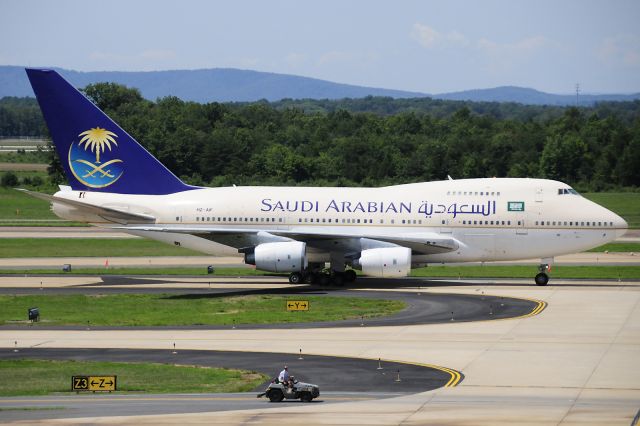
[75,158,123,178]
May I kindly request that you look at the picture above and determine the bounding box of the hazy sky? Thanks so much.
[1,0,639,94]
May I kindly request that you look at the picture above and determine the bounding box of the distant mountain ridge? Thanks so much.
[436,86,640,106]
[0,65,638,106]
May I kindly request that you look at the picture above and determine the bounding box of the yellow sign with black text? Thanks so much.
[286,300,309,311]
[72,375,117,392]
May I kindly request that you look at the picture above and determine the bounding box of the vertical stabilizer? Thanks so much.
[26,68,195,195]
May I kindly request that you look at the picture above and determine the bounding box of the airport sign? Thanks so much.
[287,300,309,311]
[72,375,117,392]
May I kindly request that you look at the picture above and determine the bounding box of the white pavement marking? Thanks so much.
[1,281,639,424]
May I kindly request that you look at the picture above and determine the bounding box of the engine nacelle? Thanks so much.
[245,241,307,273]
[354,247,411,278]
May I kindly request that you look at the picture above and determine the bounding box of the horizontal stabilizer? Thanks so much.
[17,189,156,224]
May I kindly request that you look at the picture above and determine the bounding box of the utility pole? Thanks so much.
[575,83,580,107]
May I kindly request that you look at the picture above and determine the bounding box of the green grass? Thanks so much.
[583,192,640,229]
[0,359,267,396]
[587,242,640,252]
[0,294,405,326]
[0,238,203,257]
[0,187,58,221]
[0,150,50,164]
[410,265,640,280]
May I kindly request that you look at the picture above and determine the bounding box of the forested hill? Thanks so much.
[1,83,638,191]
[0,66,424,102]
[1,65,639,105]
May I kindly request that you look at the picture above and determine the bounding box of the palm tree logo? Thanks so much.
[69,127,124,188]
[78,127,118,163]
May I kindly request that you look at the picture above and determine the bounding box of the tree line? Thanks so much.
[1,84,639,191]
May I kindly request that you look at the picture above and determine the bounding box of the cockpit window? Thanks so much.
[558,188,580,195]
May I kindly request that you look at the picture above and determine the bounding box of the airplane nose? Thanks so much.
[612,212,628,239]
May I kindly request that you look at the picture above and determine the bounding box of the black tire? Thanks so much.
[289,272,303,284]
[344,270,357,283]
[268,389,284,402]
[535,272,549,286]
[332,273,344,286]
[300,392,313,402]
[319,274,330,286]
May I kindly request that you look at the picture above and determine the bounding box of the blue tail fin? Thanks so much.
[26,68,195,195]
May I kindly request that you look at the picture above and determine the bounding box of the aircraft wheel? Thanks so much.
[289,272,303,284]
[344,270,357,283]
[319,274,330,286]
[332,273,344,287]
[535,272,549,286]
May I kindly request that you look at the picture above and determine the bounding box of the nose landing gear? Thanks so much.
[535,263,550,286]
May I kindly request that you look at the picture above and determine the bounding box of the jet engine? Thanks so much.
[353,247,411,278]
[244,241,307,273]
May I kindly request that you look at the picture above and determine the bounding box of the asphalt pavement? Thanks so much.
[0,347,455,421]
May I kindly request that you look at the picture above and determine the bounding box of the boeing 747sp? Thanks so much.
[22,69,628,286]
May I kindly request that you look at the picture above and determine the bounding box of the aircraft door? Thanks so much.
[439,219,452,234]
[515,215,528,235]
[535,187,544,203]
[173,207,184,223]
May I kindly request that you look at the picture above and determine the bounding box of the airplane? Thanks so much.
[21,68,628,286]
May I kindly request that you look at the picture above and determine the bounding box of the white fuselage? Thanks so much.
[52,178,628,265]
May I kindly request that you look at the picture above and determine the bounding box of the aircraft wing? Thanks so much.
[17,189,156,224]
[118,225,459,255]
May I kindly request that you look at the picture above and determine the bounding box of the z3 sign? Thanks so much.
[72,375,117,392]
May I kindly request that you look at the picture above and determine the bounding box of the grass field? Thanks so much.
[0,359,267,396]
[0,294,405,326]
[583,192,640,229]
[0,187,60,225]
[410,265,640,280]
[0,238,202,258]
[587,242,640,252]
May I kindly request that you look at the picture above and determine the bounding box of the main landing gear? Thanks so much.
[288,269,357,286]
[535,263,550,286]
